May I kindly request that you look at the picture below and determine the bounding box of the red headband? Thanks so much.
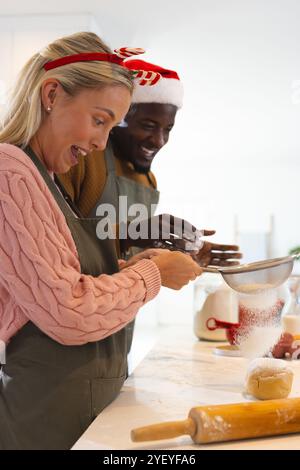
[43,47,145,71]
[43,47,163,86]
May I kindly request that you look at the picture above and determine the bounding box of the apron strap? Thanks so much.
[23,146,76,219]
[104,143,117,175]
[54,175,83,218]
[146,172,156,190]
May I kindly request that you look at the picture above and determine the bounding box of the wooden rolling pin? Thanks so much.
[131,397,300,444]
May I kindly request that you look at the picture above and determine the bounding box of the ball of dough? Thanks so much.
[245,358,293,400]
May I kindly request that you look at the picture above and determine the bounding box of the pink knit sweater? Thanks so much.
[0,144,161,346]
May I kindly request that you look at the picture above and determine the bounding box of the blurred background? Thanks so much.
[0,0,299,341]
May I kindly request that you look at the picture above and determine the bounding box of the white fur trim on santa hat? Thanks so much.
[132,76,183,108]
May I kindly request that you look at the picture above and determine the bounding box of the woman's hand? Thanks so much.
[120,249,202,290]
[151,251,202,290]
[119,249,167,269]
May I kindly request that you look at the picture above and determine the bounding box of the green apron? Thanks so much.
[88,143,160,353]
[0,147,128,450]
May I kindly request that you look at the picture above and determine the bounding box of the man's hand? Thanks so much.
[191,230,242,267]
[120,214,203,253]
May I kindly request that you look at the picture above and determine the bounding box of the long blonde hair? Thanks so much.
[0,31,133,147]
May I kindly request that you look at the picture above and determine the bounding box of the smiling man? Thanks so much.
[112,101,177,176]
[111,60,181,178]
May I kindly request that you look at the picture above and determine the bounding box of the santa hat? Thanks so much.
[124,59,183,109]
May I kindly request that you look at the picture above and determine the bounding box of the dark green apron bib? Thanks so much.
[0,147,128,450]
[88,144,160,354]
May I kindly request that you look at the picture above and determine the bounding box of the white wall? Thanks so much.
[0,0,300,325]
[0,13,101,113]
[142,0,300,257]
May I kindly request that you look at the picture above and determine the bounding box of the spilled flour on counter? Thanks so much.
[239,325,282,359]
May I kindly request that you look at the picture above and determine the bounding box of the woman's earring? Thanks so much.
[47,106,52,112]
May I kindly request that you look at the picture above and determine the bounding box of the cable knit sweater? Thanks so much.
[0,144,161,347]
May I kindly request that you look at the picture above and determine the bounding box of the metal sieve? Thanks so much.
[203,254,300,294]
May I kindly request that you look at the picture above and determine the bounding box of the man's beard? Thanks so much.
[132,161,151,174]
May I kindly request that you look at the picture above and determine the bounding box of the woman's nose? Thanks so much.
[91,130,110,151]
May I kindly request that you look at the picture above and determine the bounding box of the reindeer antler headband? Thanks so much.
[43,47,161,86]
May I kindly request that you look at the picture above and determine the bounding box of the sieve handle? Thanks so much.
[202,267,220,273]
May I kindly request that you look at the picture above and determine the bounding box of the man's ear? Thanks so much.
[40,79,61,112]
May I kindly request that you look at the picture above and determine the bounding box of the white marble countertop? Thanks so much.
[72,326,300,450]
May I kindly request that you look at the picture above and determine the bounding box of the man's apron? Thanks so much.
[0,147,128,450]
[88,143,160,353]
[88,143,160,247]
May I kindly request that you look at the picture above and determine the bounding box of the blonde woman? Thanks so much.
[0,32,202,449]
